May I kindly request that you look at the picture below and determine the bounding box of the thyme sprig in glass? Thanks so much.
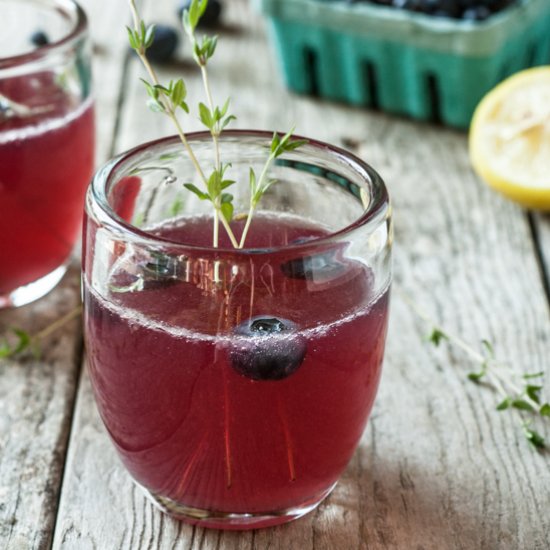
[127,0,306,249]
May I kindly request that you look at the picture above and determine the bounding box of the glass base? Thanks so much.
[0,264,67,309]
[139,482,337,530]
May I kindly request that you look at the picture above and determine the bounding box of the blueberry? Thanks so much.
[178,0,222,27]
[418,0,442,13]
[280,237,345,280]
[462,5,491,19]
[438,0,462,17]
[400,0,424,11]
[30,31,49,47]
[343,0,515,17]
[281,248,344,281]
[229,317,306,381]
[457,0,478,8]
[146,25,179,64]
[142,253,179,279]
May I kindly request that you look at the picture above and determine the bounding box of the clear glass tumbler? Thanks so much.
[0,0,94,308]
[82,131,392,529]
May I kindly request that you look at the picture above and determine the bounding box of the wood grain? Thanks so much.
[0,265,81,550]
[533,213,550,299]
[21,0,550,548]
[360,120,550,549]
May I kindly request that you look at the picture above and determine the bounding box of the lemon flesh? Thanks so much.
[469,67,550,210]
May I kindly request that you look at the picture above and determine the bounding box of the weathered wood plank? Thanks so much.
[368,121,550,549]
[0,266,81,550]
[53,0,550,548]
[533,213,550,297]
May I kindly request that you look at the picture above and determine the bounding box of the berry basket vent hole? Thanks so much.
[497,64,509,82]
[525,42,538,67]
[303,46,319,96]
[425,73,441,124]
[362,61,379,110]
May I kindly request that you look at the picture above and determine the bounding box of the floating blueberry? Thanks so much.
[30,31,49,47]
[146,25,179,64]
[178,0,222,27]
[137,252,184,289]
[229,316,306,381]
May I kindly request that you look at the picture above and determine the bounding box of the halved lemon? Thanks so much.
[469,66,550,210]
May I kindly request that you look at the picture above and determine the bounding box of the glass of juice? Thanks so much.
[0,0,94,308]
[82,131,392,529]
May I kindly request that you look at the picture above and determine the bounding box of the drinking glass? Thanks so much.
[82,131,392,529]
[0,0,94,308]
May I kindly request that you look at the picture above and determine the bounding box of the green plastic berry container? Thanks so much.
[258,0,550,128]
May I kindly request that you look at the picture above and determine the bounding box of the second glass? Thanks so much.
[0,0,94,308]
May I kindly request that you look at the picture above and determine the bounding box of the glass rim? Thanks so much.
[88,130,391,255]
[0,0,88,70]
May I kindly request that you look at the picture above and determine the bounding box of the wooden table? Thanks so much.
[2,1,550,548]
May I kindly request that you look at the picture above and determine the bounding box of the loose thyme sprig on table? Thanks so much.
[127,0,306,249]
[400,292,550,450]
[0,306,82,359]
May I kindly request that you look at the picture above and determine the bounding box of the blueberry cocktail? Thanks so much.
[0,0,94,307]
[83,132,392,528]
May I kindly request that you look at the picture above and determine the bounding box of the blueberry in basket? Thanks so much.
[229,317,307,381]
[144,24,179,63]
[178,0,222,27]
[345,0,517,19]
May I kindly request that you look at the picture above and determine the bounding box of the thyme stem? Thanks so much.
[200,65,221,170]
[219,211,239,248]
[213,207,219,248]
[33,305,82,341]
[199,49,224,246]
[129,1,208,186]
[239,152,276,248]
[238,205,255,249]
[0,305,82,359]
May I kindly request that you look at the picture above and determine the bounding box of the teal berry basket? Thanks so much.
[258,0,550,128]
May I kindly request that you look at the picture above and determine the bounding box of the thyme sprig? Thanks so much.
[402,293,549,450]
[0,306,82,360]
[183,0,233,247]
[127,0,306,249]
[240,128,307,248]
